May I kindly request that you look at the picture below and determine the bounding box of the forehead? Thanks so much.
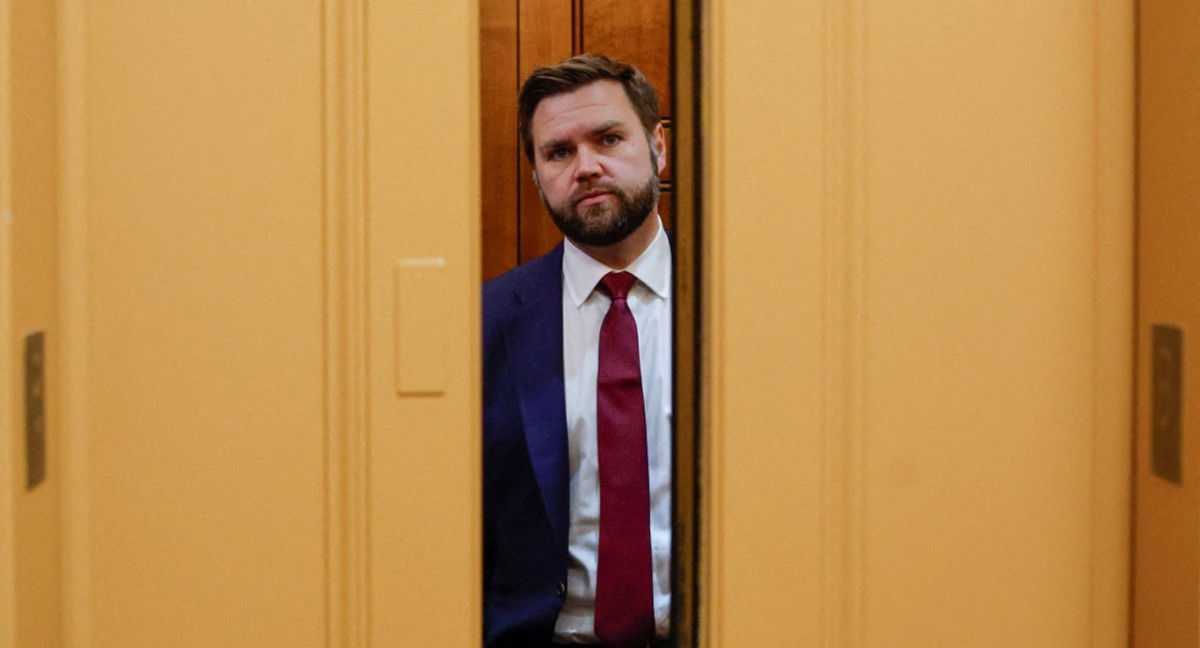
[530,79,640,144]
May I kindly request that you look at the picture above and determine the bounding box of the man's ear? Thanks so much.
[531,168,541,190]
[652,123,667,175]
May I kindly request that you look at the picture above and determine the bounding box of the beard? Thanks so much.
[542,171,659,248]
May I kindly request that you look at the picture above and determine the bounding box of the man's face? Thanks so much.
[530,79,667,247]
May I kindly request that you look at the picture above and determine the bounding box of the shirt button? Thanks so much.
[556,581,567,597]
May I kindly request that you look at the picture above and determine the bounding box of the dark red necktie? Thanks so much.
[593,271,655,648]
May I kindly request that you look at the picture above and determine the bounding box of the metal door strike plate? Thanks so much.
[1152,324,1183,485]
[25,331,46,490]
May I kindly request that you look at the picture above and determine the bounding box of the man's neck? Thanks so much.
[570,212,660,270]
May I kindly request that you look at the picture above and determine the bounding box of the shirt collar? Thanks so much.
[562,216,671,308]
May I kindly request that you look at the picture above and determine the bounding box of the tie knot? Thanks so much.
[599,272,637,301]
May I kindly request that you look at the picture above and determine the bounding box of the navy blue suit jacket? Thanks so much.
[482,243,570,648]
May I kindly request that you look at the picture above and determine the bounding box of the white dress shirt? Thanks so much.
[553,217,672,643]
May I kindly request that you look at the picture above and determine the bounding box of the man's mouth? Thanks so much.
[577,191,612,207]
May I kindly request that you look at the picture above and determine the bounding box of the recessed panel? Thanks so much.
[1152,324,1184,484]
[24,331,46,490]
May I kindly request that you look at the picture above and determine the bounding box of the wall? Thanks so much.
[3,0,64,645]
[1132,1,1200,646]
[701,1,1134,646]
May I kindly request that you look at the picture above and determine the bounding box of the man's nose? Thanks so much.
[573,145,602,181]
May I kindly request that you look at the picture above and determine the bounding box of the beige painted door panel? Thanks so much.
[1,1,480,646]
[701,1,1133,646]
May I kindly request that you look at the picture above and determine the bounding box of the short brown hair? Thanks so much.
[517,53,661,162]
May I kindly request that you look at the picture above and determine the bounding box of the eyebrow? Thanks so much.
[589,119,625,136]
[538,119,628,157]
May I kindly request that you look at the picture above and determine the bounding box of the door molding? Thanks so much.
[59,1,91,644]
[1,3,18,643]
[322,0,372,645]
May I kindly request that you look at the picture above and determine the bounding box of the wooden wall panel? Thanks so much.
[579,0,674,232]
[480,0,519,280]
[518,0,575,81]
[516,0,575,264]
[581,0,673,115]
[1133,1,1200,646]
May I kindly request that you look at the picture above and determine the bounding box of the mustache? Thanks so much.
[569,182,624,206]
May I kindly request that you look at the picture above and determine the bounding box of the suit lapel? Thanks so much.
[502,244,569,548]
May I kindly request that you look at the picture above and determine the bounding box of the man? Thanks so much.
[482,54,672,648]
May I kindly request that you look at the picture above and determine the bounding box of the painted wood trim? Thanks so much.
[1091,1,1134,646]
[323,0,372,645]
[58,1,92,645]
[698,0,724,643]
[516,0,574,263]
[0,224,13,648]
[479,0,520,280]
[671,0,701,644]
[819,0,869,645]
[0,2,18,643]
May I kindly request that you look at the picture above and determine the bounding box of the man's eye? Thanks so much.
[602,134,621,146]
[547,147,569,161]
